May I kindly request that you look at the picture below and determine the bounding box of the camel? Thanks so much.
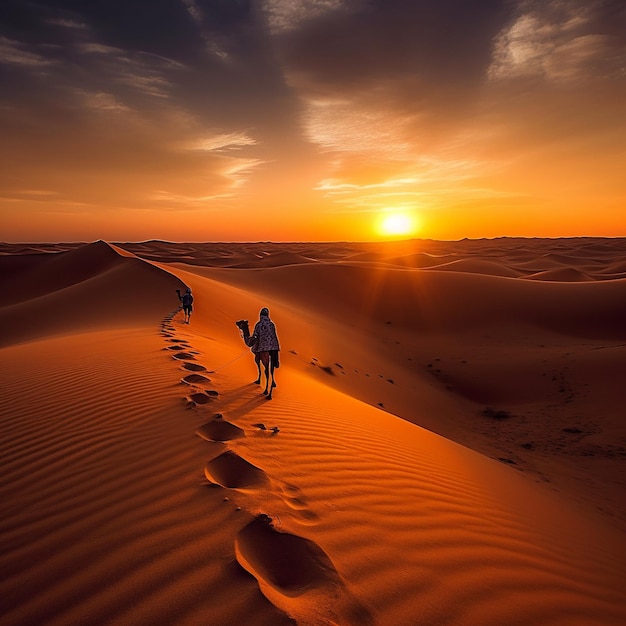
[235,319,277,399]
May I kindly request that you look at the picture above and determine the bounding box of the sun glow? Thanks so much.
[377,211,419,238]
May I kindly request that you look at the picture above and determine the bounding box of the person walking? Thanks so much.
[177,287,193,324]
[251,307,280,398]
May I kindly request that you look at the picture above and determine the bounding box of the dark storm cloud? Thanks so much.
[264,0,519,161]
[273,0,625,116]
[274,0,512,92]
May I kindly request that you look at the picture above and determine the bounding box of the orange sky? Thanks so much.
[1,0,625,242]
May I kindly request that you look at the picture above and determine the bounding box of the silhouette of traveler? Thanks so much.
[177,288,193,324]
[252,307,280,399]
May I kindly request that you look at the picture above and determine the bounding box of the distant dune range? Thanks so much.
[1,238,625,625]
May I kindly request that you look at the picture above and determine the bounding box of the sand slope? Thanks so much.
[1,239,625,625]
[0,241,186,348]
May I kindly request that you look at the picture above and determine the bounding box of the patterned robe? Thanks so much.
[252,316,280,353]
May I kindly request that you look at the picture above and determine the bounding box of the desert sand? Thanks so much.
[1,237,625,625]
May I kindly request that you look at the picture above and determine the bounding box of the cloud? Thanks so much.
[74,90,130,112]
[189,133,258,152]
[46,17,89,31]
[0,36,55,66]
[273,0,622,137]
[262,0,348,34]
[260,0,625,222]
[260,0,514,209]
[489,0,626,82]
[149,155,264,208]
[274,0,509,90]
[180,0,203,25]
[302,96,413,156]
[314,151,488,214]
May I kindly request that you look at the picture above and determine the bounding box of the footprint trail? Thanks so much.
[158,304,361,624]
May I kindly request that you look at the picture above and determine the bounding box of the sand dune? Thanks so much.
[1,238,625,625]
[523,267,592,281]
[228,252,319,269]
[183,261,626,338]
[421,258,524,277]
[0,241,186,348]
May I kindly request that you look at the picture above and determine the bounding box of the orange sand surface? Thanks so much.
[1,238,625,625]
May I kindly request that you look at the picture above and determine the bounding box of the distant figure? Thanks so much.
[176,287,193,324]
[235,307,280,399]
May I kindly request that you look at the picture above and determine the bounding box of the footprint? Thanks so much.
[220,560,297,625]
[204,451,268,489]
[235,515,339,595]
[196,420,245,442]
[167,345,188,351]
[189,392,212,405]
[236,517,374,624]
[173,352,195,360]
[182,373,210,384]
[182,362,206,372]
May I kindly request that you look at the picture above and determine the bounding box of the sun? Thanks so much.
[377,211,419,238]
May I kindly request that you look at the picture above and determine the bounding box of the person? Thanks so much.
[177,287,193,324]
[251,307,280,399]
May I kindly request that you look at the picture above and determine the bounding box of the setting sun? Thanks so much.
[377,212,419,238]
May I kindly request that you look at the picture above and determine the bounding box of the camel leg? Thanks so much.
[254,354,261,384]
[267,364,276,400]
[262,362,270,396]
[258,352,270,395]
[270,352,277,390]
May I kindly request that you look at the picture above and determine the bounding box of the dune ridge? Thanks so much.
[1,238,625,625]
[0,241,186,348]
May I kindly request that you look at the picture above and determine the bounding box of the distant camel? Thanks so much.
[235,319,277,399]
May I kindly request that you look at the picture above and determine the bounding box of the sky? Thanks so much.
[1,0,625,242]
